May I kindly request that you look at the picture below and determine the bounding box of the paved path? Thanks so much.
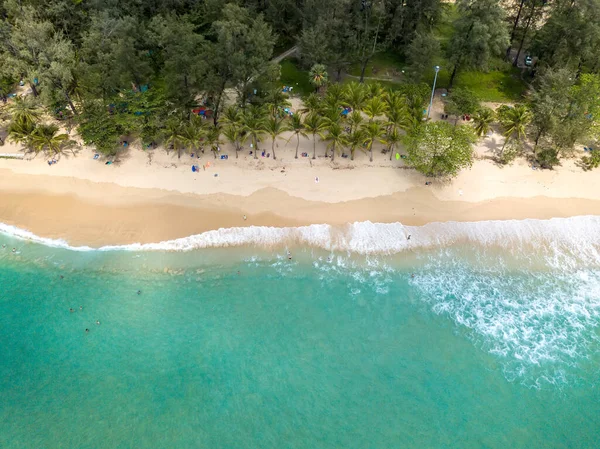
[272,45,298,63]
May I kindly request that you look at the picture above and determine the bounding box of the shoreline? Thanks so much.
[2,170,600,248]
[2,137,600,248]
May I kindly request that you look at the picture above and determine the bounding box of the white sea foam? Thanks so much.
[411,250,600,387]
[2,216,600,265]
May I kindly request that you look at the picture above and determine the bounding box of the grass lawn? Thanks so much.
[347,51,406,79]
[279,58,313,96]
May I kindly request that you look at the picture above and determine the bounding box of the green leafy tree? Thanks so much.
[264,116,287,160]
[7,96,41,126]
[222,124,246,159]
[163,120,187,159]
[309,63,328,92]
[7,119,36,150]
[536,147,560,169]
[447,0,509,87]
[30,124,70,155]
[180,118,206,157]
[381,127,403,160]
[304,112,327,160]
[300,93,323,115]
[405,121,477,177]
[347,110,364,135]
[361,121,384,162]
[205,4,275,124]
[347,128,366,161]
[206,125,223,159]
[287,114,307,159]
[363,96,388,123]
[343,81,368,111]
[444,88,480,122]
[323,120,347,161]
[149,14,205,112]
[405,31,441,83]
[77,101,121,155]
[243,105,268,159]
[472,107,495,137]
[497,104,531,153]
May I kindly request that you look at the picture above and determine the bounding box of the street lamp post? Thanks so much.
[427,65,440,120]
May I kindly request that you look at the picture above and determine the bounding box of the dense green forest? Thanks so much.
[1,0,600,175]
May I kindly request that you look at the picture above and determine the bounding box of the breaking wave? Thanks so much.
[2,216,600,267]
[2,216,600,387]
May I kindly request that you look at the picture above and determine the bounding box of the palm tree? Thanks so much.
[29,124,69,155]
[181,120,205,156]
[367,82,384,98]
[287,114,308,159]
[499,104,532,153]
[472,107,495,137]
[304,113,327,160]
[347,110,363,134]
[343,81,368,111]
[206,125,223,159]
[347,128,365,161]
[266,90,292,118]
[381,128,403,160]
[361,121,384,162]
[325,83,344,107]
[363,96,388,122]
[264,116,287,160]
[309,64,328,92]
[8,96,41,126]
[300,93,322,115]
[385,101,412,134]
[163,121,187,158]
[324,121,347,161]
[243,105,268,160]
[8,119,36,150]
[222,124,246,159]
[221,105,244,125]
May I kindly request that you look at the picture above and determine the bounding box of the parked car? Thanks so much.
[524,55,533,66]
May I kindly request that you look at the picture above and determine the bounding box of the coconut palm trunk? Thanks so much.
[312,133,317,159]
[295,135,300,159]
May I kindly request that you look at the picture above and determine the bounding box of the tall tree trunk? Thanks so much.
[332,143,336,161]
[64,91,77,115]
[513,7,534,67]
[312,134,317,159]
[30,82,38,97]
[370,145,373,162]
[506,0,526,60]
[449,64,459,89]
[295,135,299,159]
[359,58,370,83]
[533,129,543,156]
[253,136,258,159]
[213,80,227,125]
[389,144,394,160]
[272,138,276,160]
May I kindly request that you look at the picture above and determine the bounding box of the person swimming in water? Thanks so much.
[12,248,16,253]
[79,306,83,311]
[137,290,141,295]
[69,308,75,313]
[287,251,292,260]
[96,320,100,325]
[85,328,89,333]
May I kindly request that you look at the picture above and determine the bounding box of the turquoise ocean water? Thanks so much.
[1,217,600,448]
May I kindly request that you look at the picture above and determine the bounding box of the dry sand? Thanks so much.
[1,96,600,247]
